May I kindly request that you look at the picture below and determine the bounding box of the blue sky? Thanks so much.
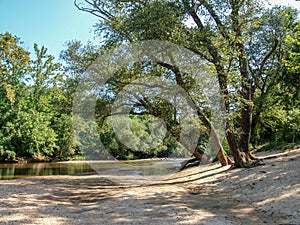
[0,0,299,61]
[0,0,99,60]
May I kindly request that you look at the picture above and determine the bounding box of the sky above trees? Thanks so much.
[0,0,299,60]
[0,0,98,60]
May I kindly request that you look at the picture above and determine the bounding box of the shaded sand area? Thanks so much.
[0,149,299,225]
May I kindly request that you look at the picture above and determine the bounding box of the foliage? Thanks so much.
[73,0,300,166]
[98,115,191,159]
[0,33,77,161]
[251,18,300,146]
[1,1,299,163]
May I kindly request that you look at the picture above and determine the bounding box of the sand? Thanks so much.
[0,148,299,225]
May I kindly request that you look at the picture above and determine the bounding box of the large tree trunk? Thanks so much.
[236,48,258,163]
[237,44,254,161]
[239,104,256,160]
[214,64,246,167]
[237,47,252,156]
[225,125,244,167]
[231,2,258,165]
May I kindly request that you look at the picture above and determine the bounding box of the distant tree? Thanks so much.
[0,32,30,159]
[0,32,76,161]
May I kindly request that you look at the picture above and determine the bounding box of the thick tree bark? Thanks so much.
[239,104,253,158]
[225,125,245,167]
[231,2,257,164]
[237,49,253,160]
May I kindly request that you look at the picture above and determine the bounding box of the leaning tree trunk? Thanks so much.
[179,125,233,167]
[210,124,234,166]
[184,5,236,167]
[169,64,232,166]
[194,109,233,166]
[224,124,244,167]
[214,64,246,167]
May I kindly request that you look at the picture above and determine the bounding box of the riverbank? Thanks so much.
[0,148,299,224]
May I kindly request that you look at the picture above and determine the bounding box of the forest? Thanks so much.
[0,0,299,167]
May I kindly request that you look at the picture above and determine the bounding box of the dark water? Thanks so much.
[0,159,183,180]
[0,162,94,180]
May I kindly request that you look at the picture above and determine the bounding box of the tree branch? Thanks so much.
[74,0,113,20]
[198,0,230,40]
[184,46,214,63]
[182,0,205,30]
[253,38,279,91]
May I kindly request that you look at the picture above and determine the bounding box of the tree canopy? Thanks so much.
[73,0,300,166]
[0,1,299,164]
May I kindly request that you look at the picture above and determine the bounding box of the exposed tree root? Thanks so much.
[178,158,200,171]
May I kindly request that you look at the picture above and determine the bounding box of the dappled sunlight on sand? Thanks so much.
[0,149,299,224]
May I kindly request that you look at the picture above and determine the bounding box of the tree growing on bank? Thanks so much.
[74,0,299,167]
[0,32,76,161]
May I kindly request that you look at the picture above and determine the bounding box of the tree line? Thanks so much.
[0,0,299,165]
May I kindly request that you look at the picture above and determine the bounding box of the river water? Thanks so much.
[0,159,184,180]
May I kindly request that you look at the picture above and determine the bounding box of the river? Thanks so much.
[0,159,184,180]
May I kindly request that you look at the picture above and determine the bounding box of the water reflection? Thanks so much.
[89,160,182,176]
[0,162,94,180]
[0,159,183,180]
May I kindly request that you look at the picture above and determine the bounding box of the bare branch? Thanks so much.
[74,0,113,20]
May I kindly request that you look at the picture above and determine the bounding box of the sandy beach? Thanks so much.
[0,148,299,225]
